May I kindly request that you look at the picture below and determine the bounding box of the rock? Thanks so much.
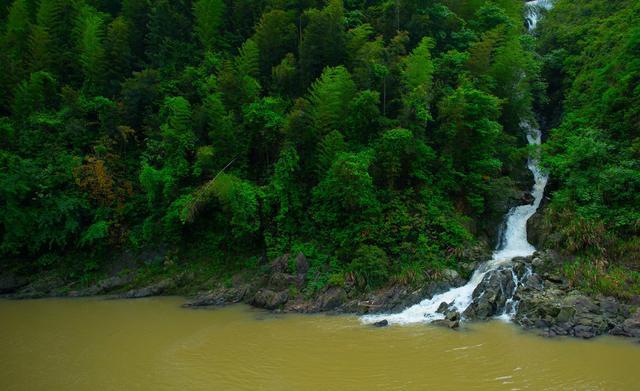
[316,287,347,311]
[268,272,302,291]
[610,309,640,338]
[432,317,460,329]
[252,289,288,310]
[373,319,389,327]
[522,273,544,290]
[295,252,309,275]
[14,273,65,298]
[463,267,517,320]
[69,274,134,297]
[521,191,535,205]
[512,260,528,279]
[441,269,460,282]
[531,257,544,268]
[436,301,450,314]
[183,285,250,307]
[542,273,565,285]
[0,272,28,294]
[119,278,173,298]
[270,254,290,273]
[445,311,461,322]
[556,306,576,323]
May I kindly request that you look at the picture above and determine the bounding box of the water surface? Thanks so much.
[1,297,638,390]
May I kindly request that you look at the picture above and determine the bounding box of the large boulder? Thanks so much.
[252,289,288,310]
[514,279,634,339]
[610,309,640,338]
[316,287,347,311]
[463,268,517,320]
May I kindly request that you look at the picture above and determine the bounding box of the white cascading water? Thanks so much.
[525,0,553,30]
[362,2,550,326]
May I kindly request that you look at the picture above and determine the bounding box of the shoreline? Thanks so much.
[3,251,639,342]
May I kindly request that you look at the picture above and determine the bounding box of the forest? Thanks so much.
[0,0,638,299]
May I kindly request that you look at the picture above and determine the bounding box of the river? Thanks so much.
[1,297,639,390]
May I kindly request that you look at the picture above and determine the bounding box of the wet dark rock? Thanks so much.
[252,289,288,310]
[183,285,250,307]
[463,268,517,320]
[436,301,450,314]
[295,252,309,275]
[69,274,134,297]
[373,319,389,327]
[270,254,290,273]
[431,319,460,329]
[513,276,638,340]
[119,278,174,299]
[268,272,303,291]
[13,273,65,298]
[610,309,640,338]
[522,273,544,291]
[316,287,347,311]
[445,310,461,322]
[520,191,535,205]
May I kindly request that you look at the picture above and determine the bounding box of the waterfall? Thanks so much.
[525,0,553,30]
[361,2,550,326]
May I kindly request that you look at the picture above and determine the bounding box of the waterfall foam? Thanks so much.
[361,3,550,326]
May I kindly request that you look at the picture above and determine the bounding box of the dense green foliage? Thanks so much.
[536,0,640,298]
[5,0,634,297]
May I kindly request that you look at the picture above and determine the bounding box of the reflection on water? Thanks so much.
[0,297,639,390]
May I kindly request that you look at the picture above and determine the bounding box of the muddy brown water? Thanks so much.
[1,297,638,390]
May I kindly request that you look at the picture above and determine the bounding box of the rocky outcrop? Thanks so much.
[68,274,134,297]
[462,259,530,320]
[119,278,175,298]
[11,273,65,299]
[506,254,636,339]
[183,285,252,307]
[610,309,640,338]
[514,286,633,339]
[252,289,289,310]
[433,310,461,329]
[463,268,519,320]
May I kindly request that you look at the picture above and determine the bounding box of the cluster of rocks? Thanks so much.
[3,249,639,342]
[456,252,640,340]
[183,252,467,315]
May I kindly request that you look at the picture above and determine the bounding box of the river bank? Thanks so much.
[2,249,639,342]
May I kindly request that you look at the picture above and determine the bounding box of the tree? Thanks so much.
[76,6,107,95]
[401,37,435,125]
[299,0,347,86]
[253,9,297,81]
[437,84,504,213]
[193,0,225,52]
[308,65,356,135]
[105,16,134,95]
